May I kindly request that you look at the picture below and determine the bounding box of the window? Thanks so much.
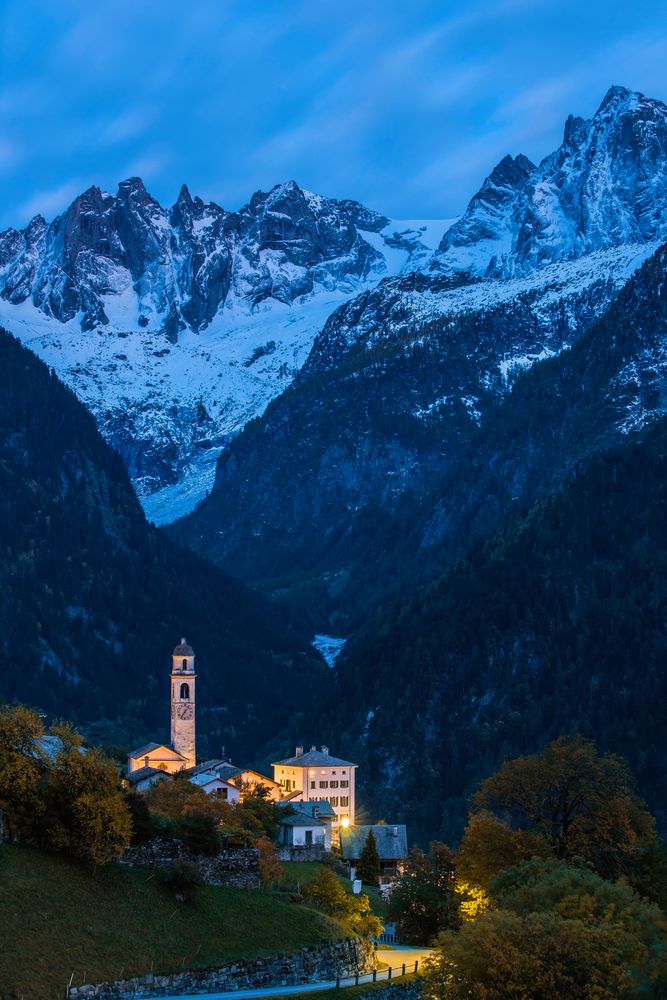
[340,796,349,807]
[319,780,328,788]
[340,780,349,788]
[310,781,316,789]
[329,780,339,788]
[182,658,187,671]
[330,796,339,807]
[180,682,190,699]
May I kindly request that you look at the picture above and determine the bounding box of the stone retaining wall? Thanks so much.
[120,838,260,889]
[276,844,326,862]
[69,937,375,998]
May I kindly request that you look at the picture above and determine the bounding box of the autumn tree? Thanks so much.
[356,829,380,886]
[457,810,551,891]
[387,842,460,944]
[0,706,130,862]
[466,736,657,889]
[424,860,667,1000]
[257,836,285,889]
[44,742,132,863]
[304,866,383,938]
[0,704,45,841]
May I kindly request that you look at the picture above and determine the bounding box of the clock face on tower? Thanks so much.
[176,704,193,720]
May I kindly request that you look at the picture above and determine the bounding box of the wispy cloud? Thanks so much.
[18,180,84,223]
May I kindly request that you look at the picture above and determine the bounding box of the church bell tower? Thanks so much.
[170,638,196,769]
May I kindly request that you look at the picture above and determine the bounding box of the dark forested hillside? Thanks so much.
[0,325,325,757]
[171,240,667,634]
[318,418,667,844]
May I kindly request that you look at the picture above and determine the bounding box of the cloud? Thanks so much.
[18,180,84,222]
[97,107,157,147]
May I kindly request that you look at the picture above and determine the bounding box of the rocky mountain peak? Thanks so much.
[433,85,667,279]
[117,175,152,202]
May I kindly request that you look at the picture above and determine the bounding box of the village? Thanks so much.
[125,639,408,889]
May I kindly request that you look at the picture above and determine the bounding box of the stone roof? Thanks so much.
[279,810,326,828]
[189,758,231,776]
[272,749,356,768]
[340,824,408,861]
[189,771,236,789]
[126,766,167,784]
[173,637,194,656]
[277,799,335,819]
[34,735,87,761]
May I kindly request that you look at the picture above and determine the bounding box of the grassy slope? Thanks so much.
[0,846,345,1000]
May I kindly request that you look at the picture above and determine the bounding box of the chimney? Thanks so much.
[392,827,398,837]
[295,746,303,757]
[310,745,316,752]
[321,745,329,755]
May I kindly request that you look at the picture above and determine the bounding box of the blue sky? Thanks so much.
[1,0,667,229]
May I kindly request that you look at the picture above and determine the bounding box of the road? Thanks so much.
[162,945,434,1000]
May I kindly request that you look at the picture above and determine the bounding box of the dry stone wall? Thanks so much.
[69,938,375,998]
[120,838,260,888]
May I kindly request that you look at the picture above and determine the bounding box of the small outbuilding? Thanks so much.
[339,823,408,886]
[124,765,170,794]
[278,808,331,850]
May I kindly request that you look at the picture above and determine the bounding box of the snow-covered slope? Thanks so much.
[0,178,450,521]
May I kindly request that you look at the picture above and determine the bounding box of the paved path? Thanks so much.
[162,946,434,1000]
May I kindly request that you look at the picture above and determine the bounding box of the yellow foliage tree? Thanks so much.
[425,861,667,1000]
[0,704,45,840]
[468,736,657,889]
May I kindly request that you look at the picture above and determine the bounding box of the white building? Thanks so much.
[272,746,357,839]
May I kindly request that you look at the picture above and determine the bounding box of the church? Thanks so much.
[127,638,197,776]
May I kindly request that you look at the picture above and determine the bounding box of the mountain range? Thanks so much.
[2,84,667,841]
[0,178,447,521]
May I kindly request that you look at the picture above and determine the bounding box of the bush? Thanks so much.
[179,812,220,856]
[159,860,203,903]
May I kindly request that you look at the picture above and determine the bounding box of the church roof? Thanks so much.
[273,749,356,768]
[173,637,194,656]
[340,824,408,861]
[128,742,187,761]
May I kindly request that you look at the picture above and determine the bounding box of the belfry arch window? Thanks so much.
[182,658,187,671]
[180,682,190,700]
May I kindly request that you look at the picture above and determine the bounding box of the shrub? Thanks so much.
[159,860,203,903]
